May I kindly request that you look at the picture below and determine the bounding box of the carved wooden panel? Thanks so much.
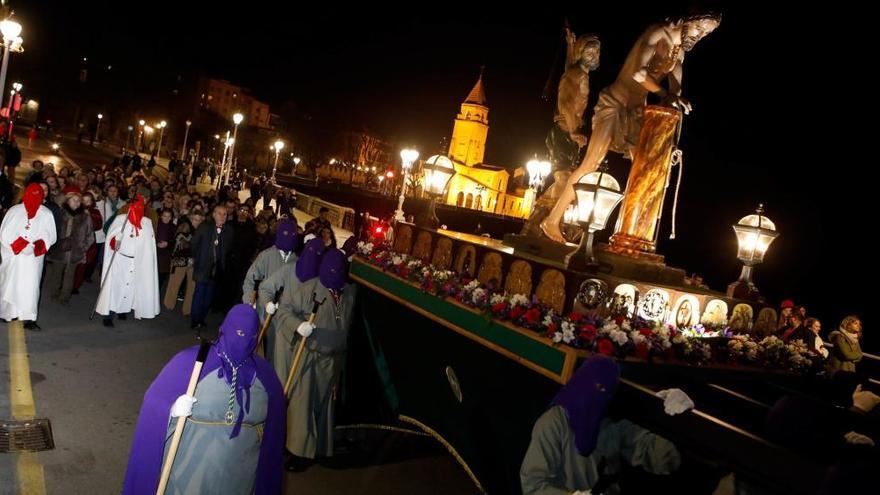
[393,225,413,255]
[412,231,433,260]
[477,252,504,287]
[454,245,477,277]
[431,238,453,270]
[504,260,532,297]
[536,269,566,313]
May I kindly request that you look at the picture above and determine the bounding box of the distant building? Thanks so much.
[431,71,527,217]
[197,78,271,128]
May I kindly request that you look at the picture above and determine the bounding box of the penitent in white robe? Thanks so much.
[95,214,160,319]
[0,204,57,321]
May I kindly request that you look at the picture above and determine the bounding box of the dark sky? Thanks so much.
[9,2,874,346]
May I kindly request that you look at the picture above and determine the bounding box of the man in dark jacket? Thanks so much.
[189,204,235,331]
[213,204,258,313]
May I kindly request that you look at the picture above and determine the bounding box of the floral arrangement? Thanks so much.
[359,244,818,373]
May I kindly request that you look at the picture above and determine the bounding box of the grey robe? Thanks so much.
[521,406,680,495]
[164,373,269,495]
[257,263,298,366]
[272,278,356,458]
[241,247,296,316]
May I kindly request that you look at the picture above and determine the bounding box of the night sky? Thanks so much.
[10,2,873,348]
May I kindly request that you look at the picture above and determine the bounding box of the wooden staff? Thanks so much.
[283,294,325,396]
[156,341,211,495]
[255,285,284,357]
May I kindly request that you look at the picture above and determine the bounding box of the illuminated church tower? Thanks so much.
[449,69,488,166]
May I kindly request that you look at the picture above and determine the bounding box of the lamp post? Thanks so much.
[156,120,167,157]
[0,19,23,109]
[125,125,133,149]
[272,140,284,180]
[420,154,456,228]
[568,168,624,269]
[137,119,145,151]
[181,120,192,159]
[727,205,779,299]
[524,157,551,217]
[218,132,232,188]
[394,148,419,222]
[225,112,243,185]
[95,113,103,143]
[292,156,301,175]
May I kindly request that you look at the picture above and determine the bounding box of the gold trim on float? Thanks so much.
[398,414,487,494]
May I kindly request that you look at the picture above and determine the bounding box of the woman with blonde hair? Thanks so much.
[827,316,863,376]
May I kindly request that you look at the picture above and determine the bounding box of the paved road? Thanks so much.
[1,143,478,494]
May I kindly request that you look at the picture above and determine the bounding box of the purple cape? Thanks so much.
[122,346,285,494]
[551,355,620,456]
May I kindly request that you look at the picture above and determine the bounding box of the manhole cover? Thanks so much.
[0,418,55,453]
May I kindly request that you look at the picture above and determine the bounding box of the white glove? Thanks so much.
[265,301,278,315]
[844,431,875,447]
[656,388,694,416]
[170,394,197,418]
[296,321,315,338]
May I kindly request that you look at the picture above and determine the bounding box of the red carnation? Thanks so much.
[613,315,625,325]
[524,308,542,325]
[568,312,584,323]
[639,328,653,337]
[635,342,650,359]
[597,338,615,356]
[491,302,508,314]
[509,306,526,320]
[545,323,558,338]
[579,324,598,342]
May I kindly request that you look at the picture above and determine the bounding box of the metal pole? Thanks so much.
[0,44,10,109]
[181,121,191,159]
[226,123,239,185]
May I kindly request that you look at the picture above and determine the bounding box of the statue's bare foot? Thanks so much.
[540,220,566,243]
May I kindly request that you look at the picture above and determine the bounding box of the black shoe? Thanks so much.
[71,288,80,295]
[118,313,128,320]
[23,321,42,331]
[284,454,313,473]
[103,318,114,328]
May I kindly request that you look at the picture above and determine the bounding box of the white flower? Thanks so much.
[552,332,563,343]
[673,334,687,345]
[356,241,373,256]
[490,293,506,305]
[562,327,575,344]
[543,313,555,327]
[391,255,403,266]
[655,326,670,339]
[600,322,619,336]
[630,331,647,346]
[471,288,486,304]
[464,280,480,291]
[620,320,632,332]
[510,294,529,307]
[610,329,629,346]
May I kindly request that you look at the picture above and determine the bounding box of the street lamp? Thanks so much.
[569,168,624,268]
[181,120,192,160]
[272,139,284,180]
[137,120,146,151]
[0,19,23,108]
[395,148,419,222]
[526,157,552,190]
[727,205,779,299]
[225,112,244,185]
[292,156,301,175]
[95,113,103,143]
[420,154,456,228]
[156,120,167,157]
[126,125,134,149]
